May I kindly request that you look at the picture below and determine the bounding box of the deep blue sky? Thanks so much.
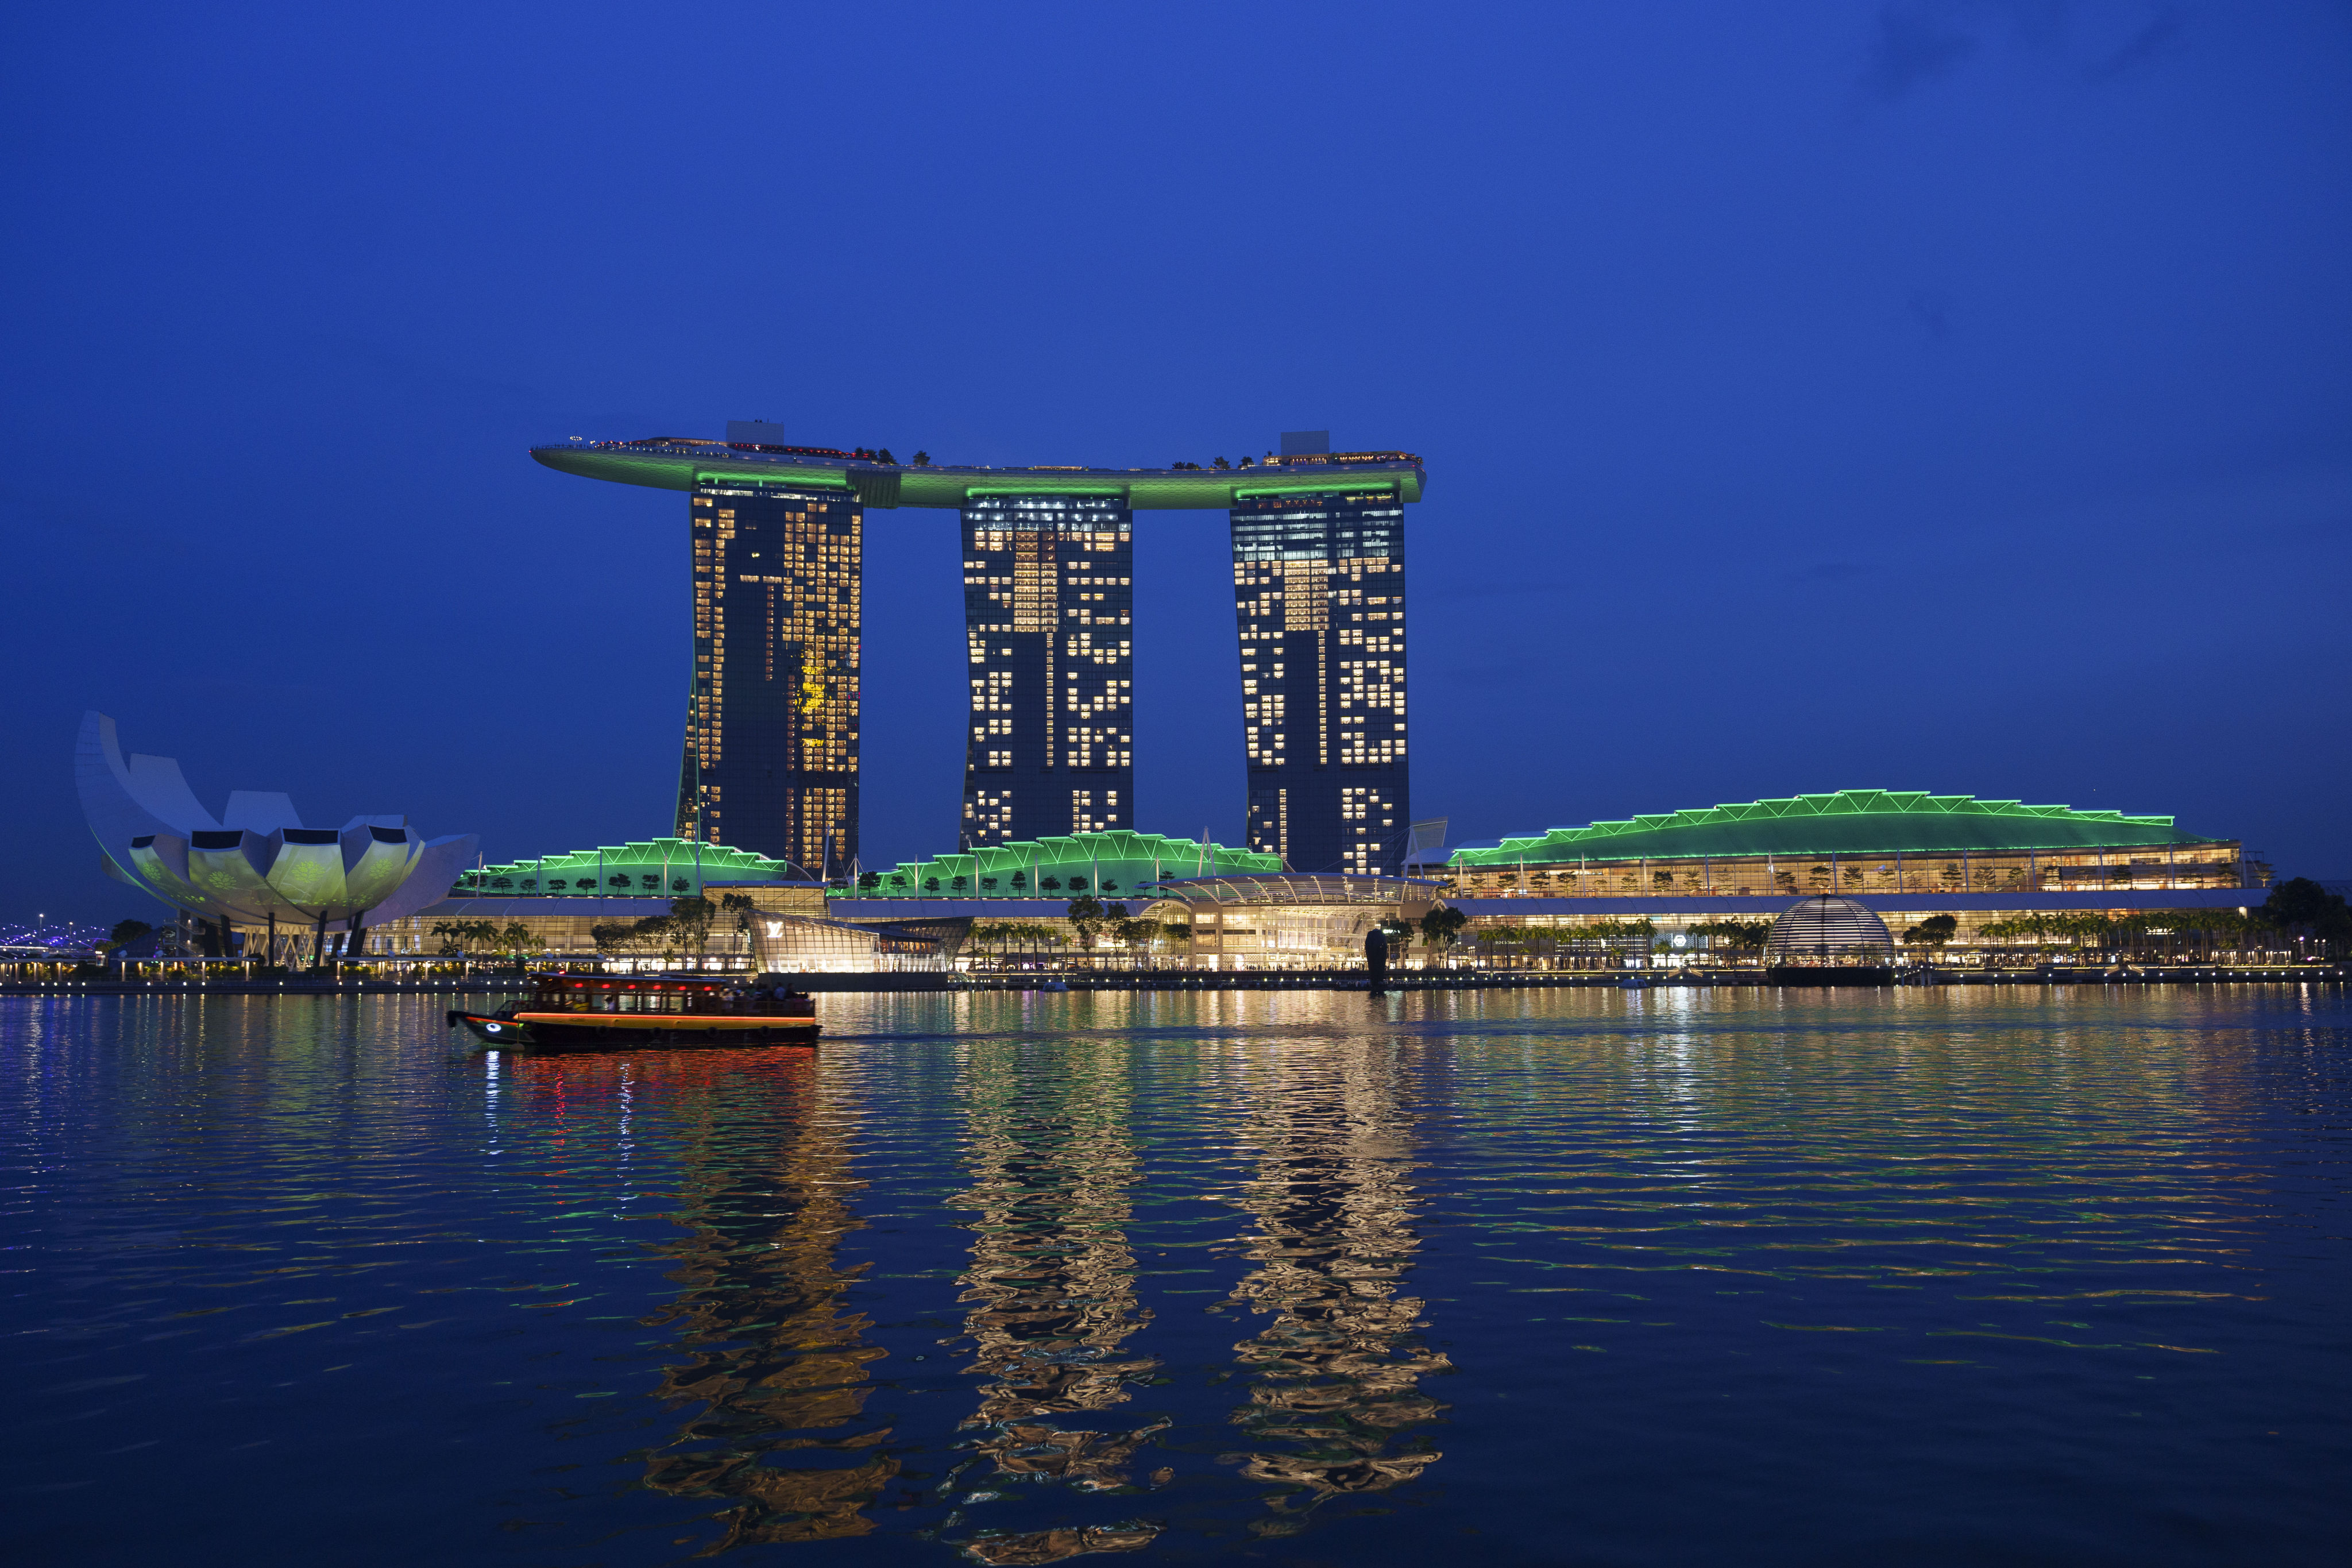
[5,2,2349,924]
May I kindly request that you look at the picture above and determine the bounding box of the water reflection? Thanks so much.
[949,1041,1163,1562]
[563,1052,895,1551]
[1213,1039,1449,1536]
[7,991,2343,1566]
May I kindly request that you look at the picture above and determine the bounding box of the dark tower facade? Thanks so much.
[960,495,1133,847]
[1231,485,1409,874]
[677,482,861,875]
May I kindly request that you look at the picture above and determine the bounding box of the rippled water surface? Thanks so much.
[4,988,2348,1566]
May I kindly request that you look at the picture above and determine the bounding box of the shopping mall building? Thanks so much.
[335,794,2274,974]
[368,829,1402,972]
[365,837,951,973]
[1436,789,2269,964]
[821,829,1432,971]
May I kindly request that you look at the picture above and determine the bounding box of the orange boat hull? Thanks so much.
[447,1009,821,1051]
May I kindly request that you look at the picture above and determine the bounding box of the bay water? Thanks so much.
[3,987,2346,1565]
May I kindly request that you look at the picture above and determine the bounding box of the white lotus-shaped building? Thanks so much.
[77,711,477,941]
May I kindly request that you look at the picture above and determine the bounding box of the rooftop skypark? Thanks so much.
[530,439,1427,508]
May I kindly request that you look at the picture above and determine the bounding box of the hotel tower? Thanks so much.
[674,425,863,876]
[960,495,1134,847]
[1231,432,1410,874]
[530,425,1423,876]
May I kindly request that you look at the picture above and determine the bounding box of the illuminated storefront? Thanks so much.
[1146,872,1440,971]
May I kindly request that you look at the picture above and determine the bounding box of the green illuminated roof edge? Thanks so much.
[1451,790,2216,866]
[844,829,1281,897]
[965,482,1129,498]
[456,836,797,887]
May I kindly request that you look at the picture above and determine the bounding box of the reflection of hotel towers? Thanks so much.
[677,484,862,876]
[952,1050,1162,1499]
[961,496,1134,847]
[1217,1049,1448,1534]
[633,1060,895,1548]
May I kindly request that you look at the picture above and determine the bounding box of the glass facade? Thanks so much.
[1231,489,1409,874]
[1444,843,2253,900]
[677,484,861,876]
[1450,902,2284,971]
[960,495,1133,846]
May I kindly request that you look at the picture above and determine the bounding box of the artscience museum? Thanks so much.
[76,711,478,964]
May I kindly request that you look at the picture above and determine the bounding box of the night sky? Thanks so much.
[6,3,2348,925]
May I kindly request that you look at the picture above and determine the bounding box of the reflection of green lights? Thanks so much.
[695,467,852,490]
[964,483,1125,498]
[1232,480,1400,498]
[128,844,204,903]
[267,844,345,903]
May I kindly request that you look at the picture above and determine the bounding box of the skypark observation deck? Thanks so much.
[530,439,1426,508]
[532,432,1427,871]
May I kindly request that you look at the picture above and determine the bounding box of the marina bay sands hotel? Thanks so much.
[530,424,1424,879]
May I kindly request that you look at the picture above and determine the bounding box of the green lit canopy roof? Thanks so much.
[453,837,797,896]
[849,830,1280,899]
[1449,791,2223,867]
[531,441,1424,509]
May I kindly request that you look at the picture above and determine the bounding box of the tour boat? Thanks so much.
[447,973,819,1051]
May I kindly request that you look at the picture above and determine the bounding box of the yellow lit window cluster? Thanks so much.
[965,788,1015,844]
[1070,790,1120,835]
[1340,785,1401,875]
[680,486,860,873]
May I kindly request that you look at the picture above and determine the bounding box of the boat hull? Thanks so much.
[447,1010,821,1051]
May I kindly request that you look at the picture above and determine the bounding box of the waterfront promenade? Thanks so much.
[2,963,2342,998]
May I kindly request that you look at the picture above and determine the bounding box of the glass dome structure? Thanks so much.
[1765,895,1896,967]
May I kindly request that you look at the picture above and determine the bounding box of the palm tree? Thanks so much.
[720,893,759,964]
